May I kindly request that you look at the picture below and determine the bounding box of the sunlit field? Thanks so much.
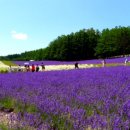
[0,66,130,130]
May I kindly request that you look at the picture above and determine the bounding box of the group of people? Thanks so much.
[17,62,45,72]
[31,63,45,72]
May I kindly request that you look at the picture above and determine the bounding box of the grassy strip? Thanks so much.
[1,61,17,66]
[0,61,17,73]
[95,62,130,67]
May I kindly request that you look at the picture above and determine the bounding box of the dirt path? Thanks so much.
[45,64,95,71]
[0,61,96,71]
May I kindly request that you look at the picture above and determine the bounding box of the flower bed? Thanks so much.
[0,66,130,129]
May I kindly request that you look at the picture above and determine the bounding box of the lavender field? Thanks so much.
[0,66,130,130]
[13,56,130,66]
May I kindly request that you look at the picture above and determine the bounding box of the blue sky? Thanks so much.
[0,0,130,56]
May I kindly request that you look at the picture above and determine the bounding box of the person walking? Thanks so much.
[75,62,79,69]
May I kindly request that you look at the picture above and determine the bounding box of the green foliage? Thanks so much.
[50,115,73,130]
[14,101,37,114]
[84,105,94,116]
[0,97,15,108]
[1,28,100,61]
[1,26,130,60]
[95,26,130,58]
[0,97,37,114]
[0,124,9,130]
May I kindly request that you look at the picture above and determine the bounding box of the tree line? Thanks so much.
[1,26,130,61]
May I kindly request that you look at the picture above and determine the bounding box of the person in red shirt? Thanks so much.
[32,64,35,72]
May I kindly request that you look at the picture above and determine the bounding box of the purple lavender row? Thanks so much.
[0,67,130,129]
[13,56,130,66]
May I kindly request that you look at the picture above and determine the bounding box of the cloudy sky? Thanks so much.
[0,0,130,56]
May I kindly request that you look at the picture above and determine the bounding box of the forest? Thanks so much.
[1,26,130,61]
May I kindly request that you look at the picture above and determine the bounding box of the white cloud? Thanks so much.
[11,30,28,40]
